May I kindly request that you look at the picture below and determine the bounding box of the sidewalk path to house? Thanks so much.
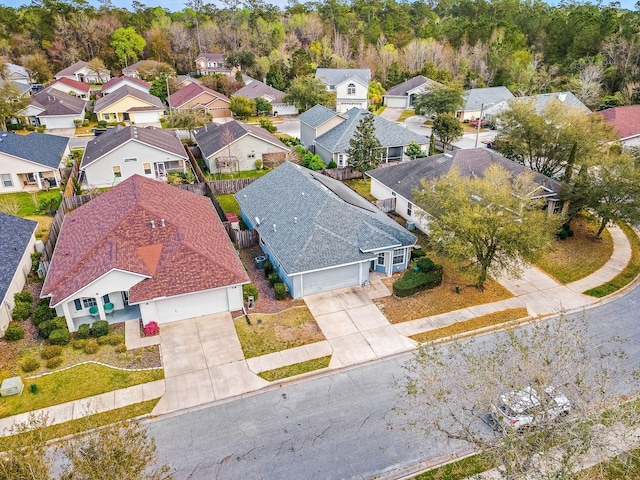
[0,227,633,434]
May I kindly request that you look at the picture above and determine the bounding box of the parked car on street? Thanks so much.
[485,386,571,431]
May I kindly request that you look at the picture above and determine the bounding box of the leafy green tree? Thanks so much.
[110,27,146,68]
[199,74,244,97]
[431,113,462,152]
[255,97,272,115]
[412,164,561,289]
[301,151,324,170]
[289,48,315,78]
[283,76,335,113]
[413,83,465,116]
[0,82,29,131]
[149,75,169,103]
[229,96,255,119]
[163,109,211,140]
[266,62,288,91]
[368,81,385,107]
[345,113,383,177]
[86,57,108,84]
[405,140,423,160]
[134,60,175,82]
[23,52,52,85]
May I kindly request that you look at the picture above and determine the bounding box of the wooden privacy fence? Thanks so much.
[374,197,396,213]
[205,178,257,194]
[184,145,205,183]
[177,183,227,223]
[62,160,81,197]
[223,222,259,248]
[322,167,362,181]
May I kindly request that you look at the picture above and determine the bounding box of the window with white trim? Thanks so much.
[1,174,12,188]
[391,191,396,197]
[338,154,345,167]
[112,166,121,178]
[347,83,356,95]
[393,248,405,265]
[143,163,151,174]
[377,252,385,265]
[407,202,413,216]
[82,298,97,308]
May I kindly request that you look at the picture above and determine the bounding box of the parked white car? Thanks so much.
[488,386,571,431]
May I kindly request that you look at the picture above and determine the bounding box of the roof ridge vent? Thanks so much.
[444,153,453,158]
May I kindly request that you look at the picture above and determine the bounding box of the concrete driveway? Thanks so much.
[304,286,416,368]
[153,312,268,415]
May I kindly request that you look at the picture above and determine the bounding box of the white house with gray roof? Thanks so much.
[483,92,590,127]
[300,106,429,167]
[232,78,297,116]
[0,132,70,192]
[315,68,370,113]
[367,148,562,234]
[0,213,37,336]
[457,86,515,122]
[21,87,87,129]
[80,126,188,187]
[383,75,442,109]
[235,162,416,298]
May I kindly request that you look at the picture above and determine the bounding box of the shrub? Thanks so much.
[97,334,111,345]
[31,252,42,274]
[255,158,263,170]
[566,229,574,237]
[20,357,40,373]
[263,261,274,276]
[73,119,83,128]
[274,282,286,300]
[49,328,70,346]
[12,301,32,321]
[392,266,443,298]
[97,120,107,127]
[82,119,89,127]
[411,248,426,260]
[268,272,280,286]
[46,356,64,369]
[557,229,568,240]
[327,159,337,169]
[37,298,51,307]
[77,323,90,339]
[90,320,109,338]
[115,344,127,353]
[83,340,99,354]
[415,257,436,272]
[242,283,259,302]
[41,345,63,360]
[4,323,24,341]
[72,339,87,350]
[39,317,67,338]
[107,334,124,346]
[143,322,159,337]
[32,305,56,325]
[14,291,33,304]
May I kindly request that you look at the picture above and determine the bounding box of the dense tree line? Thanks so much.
[0,0,639,109]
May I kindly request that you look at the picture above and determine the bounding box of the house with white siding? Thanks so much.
[21,87,87,129]
[93,85,164,125]
[315,68,370,113]
[54,61,111,84]
[383,75,442,109]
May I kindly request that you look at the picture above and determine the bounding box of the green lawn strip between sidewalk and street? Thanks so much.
[257,355,331,382]
[0,363,163,418]
[409,308,529,344]
[414,454,493,480]
[584,223,640,297]
[0,399,159,449]
[397,109,416,122]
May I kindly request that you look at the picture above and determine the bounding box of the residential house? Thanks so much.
[194,120,289,173]
[457,86,514,122]
[54,60,111,84]
[194,53,236,76]
[80,126,188,188]
[382,75,442,109]
[168,82,231,118]
[0,132,70,192]
[484,92,591,126]
[367,148,562,233]
[22,88,87,129]
[5,63,30,85]
[47,77,91,99]
[235,162,416,297]
[596,105,640,148]
[175,75,200,89]
[41,175,249,331]
[101,76,151,96]
[232,79,298,116]
[0,214,37,336]
[315,68,370,113]
[122,59,171,79]
[93,85,164,125]
[299,105,429,167]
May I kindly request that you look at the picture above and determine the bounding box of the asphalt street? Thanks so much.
[149,284,640,480]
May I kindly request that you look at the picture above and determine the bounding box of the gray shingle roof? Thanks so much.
[527,92,590,113]
[233,80,285,103]
[31,88,86,116]
[94,85,163,113]
[194,120,287,158]
[463,86,514,112]
[54,61,89,78]
[81,126,187,168]
[235,162,416,275]
[315,108,429,153]
[0,132,69,169]
[0,213,36,304]
[366,148,561,201]
[315,68,371,87]
[385,75,441,96]
[298,105,339,128]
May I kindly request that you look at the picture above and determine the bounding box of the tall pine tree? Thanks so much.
[345,113,383,178]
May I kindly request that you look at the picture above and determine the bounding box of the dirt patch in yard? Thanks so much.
[238,245,305,313]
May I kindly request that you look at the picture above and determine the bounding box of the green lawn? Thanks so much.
[344,177,374,201]
[258,356,331,381]
[204,169,269,181]
[397,109,416,122]
[0,363,163,418]
[216,194,241,216]
[0,190,61,217]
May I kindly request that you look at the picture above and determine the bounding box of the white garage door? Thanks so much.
[132,111,161,124]
[302,264,361,297]
[154,288,229,324]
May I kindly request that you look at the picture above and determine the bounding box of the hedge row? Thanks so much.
[392,257,443,297]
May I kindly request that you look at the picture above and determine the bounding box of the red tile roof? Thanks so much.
[596,105,640,139]
[42,175,248,306]
[49,77,91,93]
[168,82,230,109]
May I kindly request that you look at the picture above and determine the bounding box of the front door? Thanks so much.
[122,291,129,306]
[155,163,166,177]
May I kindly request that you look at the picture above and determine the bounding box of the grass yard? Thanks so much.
[344,177,374,201]
[0,190,61,217]
[0,363,163,418]
[410,308,529,343]
[258,355,331,381]
[585,222,640,297]
[25,215,53,240]
[204,169,269,181]
[234,306,325,358]
[535,214,613,284]
[415,455,493,480]
[397,109,416,122]
[0,399,159,449]
[216,193,241,216]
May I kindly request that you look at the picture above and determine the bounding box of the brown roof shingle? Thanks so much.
[42,175,248,306]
